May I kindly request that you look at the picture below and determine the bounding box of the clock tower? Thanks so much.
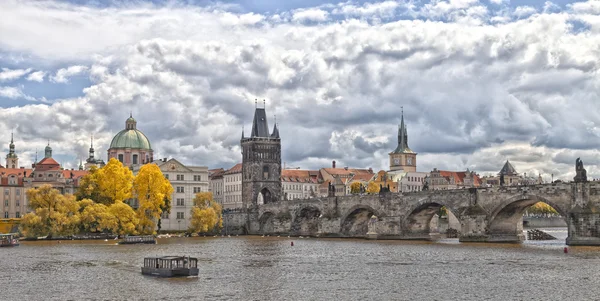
[389,110,417,172]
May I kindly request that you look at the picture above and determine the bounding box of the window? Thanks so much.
[3,212,7,218]
[133,154,138,165]
[4,189,8,195]
[263,166,269,180]
[176,212,184,219]
[49,174,53,177]
[176,186,184,193]
[16,189,20,196]
[177,175,184,181]
[165,174,169,180]
[4,200,7,207]
[15,200,19,207]
[193,187,201,193]
[118,154,124,163]
[15,212,20,218]
[176,198,185,206]
[161,211,169,219]
[194,175,202,181]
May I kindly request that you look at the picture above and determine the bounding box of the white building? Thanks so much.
[223,163,242,209]
[399,171,429,192]
[136,158,209,232]
[281,169,321,200]
[209,168,225,206]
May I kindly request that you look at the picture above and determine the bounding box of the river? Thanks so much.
[2,228,600,300]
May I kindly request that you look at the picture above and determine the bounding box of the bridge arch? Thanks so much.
[488,194,569,239]
[256,187,275,205]
[340,205,381,237]
[403,198,461,237]
[290,205,322,236]
[258,211,275,234]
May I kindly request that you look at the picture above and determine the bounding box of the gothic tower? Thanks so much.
[241,102,281,209]
[5,133,18,168]
[389,110,417,172]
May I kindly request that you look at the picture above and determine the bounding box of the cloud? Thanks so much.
[0,68,31,82]
[292,8,329,22]
[1,0,600,182]
[26,70,46,82]
[0,85,36,101]
[513,6,537,18]
[50,65,89,83]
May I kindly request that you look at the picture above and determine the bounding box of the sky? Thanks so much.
[1,0,600,182]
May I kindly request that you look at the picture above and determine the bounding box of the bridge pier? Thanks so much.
[566,210,600,246]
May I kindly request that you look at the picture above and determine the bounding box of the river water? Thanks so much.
[2,228,600,301]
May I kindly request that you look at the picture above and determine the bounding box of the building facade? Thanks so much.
[107,114,154,168]
[281,169,320,200]
[223,163,242,209]
[138,158,209,231]
[241,105,281,208]
[84,136,105,170]
[389,111,417,172]
[399,171,429,192]
[208,168,225,206]
[427,168,481,190]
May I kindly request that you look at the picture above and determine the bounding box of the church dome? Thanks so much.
[109,115,152,150]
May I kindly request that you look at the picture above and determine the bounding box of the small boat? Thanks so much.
[0,233,20,247]
[118,235,156,245]
[142,256,199,277]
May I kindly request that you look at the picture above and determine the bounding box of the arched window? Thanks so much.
[263,166,269,180]
[133,154,138,165]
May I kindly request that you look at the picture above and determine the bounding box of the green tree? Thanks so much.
[133,164,174,234]
[189,192,222,234]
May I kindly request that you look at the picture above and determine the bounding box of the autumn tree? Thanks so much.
[133,164,173,234]
[107,201,138,236]
[20,185,80,238]
[75,166,111,205]
[78,199,116,233]
[350,182,362,194]
[96,158,134,204]
[189,192,222,234]
[366,181,380,194]
[527,202,559,215]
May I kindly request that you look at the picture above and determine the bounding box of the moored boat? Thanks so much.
[0,233,20,247]
[118,235,156,245]
[142,256,199,277]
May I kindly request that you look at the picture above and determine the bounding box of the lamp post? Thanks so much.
[551,173,554,183]
[178,220,181,232]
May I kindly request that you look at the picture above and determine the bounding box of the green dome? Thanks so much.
[109,129,152,150]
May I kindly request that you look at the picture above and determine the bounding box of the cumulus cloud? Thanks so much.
[26,70,46,82]
[1,0,600,182]
[0,85,35,101]
[50,65,88,83]
[0,68,31,82]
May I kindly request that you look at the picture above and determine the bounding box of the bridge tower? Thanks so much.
[389,109,417,172]
[241,101,281,210]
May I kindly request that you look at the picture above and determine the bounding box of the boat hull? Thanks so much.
[141,267,199,277]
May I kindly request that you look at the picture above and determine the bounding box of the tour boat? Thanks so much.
[0,233,20,247]
[118,235,156,245]
[142,256,199,277]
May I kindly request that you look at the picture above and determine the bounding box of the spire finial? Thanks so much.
[10,131,13,143]
[130,111,132,118]
[274,114,277,125]
[263,99,266,108]
[91,134,94,148]
[401,106,403,117]
[47,139,49,146]
[255,99,257,108]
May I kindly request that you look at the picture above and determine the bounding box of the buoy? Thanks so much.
[564,247,568,254]
[291,241,294,246]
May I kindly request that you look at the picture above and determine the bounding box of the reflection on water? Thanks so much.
[2,228,600,300]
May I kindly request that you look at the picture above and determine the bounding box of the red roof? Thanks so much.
[0,167,33,186]
[281,169,319,183]
[35,157,61,171]
[224,163,242,175]
[61,170,88,179]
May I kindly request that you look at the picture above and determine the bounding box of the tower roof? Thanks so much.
[109,115,152,150]
[251,107,270,138]
[391,109,414,154]
[499,160,517,176]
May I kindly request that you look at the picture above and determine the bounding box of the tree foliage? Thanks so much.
[75,166,111,205]
[107,201,139,235]
[350,182,362,194]
[133,164,173,234]
[527,202,559,215]
[366,181,380,194]
[78,199,115,233]
[189,192,222,234]
[96,158,134,203]
[20,185,81,238]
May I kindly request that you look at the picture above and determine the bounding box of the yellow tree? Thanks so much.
[96,158,134,203]
[528,202,559,215]
[133,164,174,234]
[366,181,380,194]
[350,182,362,194]
[107,201,138,235]
[189,192,222,234]
[76,166,111,205]
[78,199,116,233]
[20,185,81,238]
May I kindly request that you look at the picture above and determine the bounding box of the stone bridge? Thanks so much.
[235,182,600,246]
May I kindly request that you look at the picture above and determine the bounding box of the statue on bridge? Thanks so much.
[574,157,588,183]
[500,174,505,186]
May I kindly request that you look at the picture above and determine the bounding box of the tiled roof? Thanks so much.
[281,169,319,183]
[61,170,88,179]
[37,157,60,166]
[322,168,372,176]
[209,168,225,179]
[224,163,242,175]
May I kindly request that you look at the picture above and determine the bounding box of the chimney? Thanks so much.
[368,167,373,173]
[163,157,167,162]
[332,160,336,168]
[344,167,348,170]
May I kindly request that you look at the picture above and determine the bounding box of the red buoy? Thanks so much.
[564,247,568,253]
[291,241,294,246]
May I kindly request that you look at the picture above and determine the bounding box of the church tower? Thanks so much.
[241,101,281,209]
[389,110,417,172]
[5,133,18,169]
